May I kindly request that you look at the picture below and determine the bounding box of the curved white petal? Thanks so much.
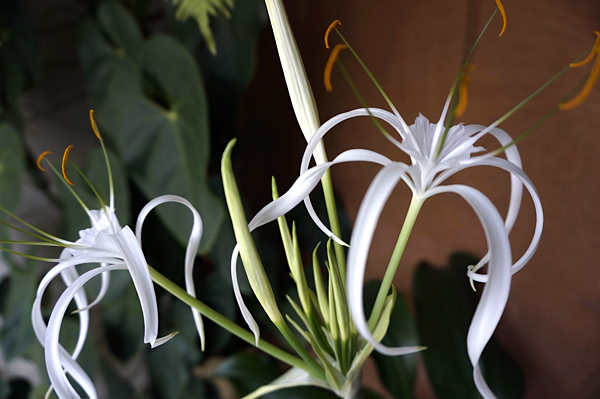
[58,265,89,361]
[231,244,260,345]
[464,157,543,282]
[423,184,512,399]
[346,162,422,356]
[111,226,171,347]
[136,195,205,349]
[300,108,403,175]
[73,269,111,313]
[45,264,125,399]
[249,149,393,245]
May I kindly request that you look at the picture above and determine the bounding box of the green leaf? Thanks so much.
[363,281,418,399]
[170,0,234,55]
[0,122,25,212]
[147,336,193,399]
[413,253,524,399]
[79,2,224,253]
[0,260,37,360]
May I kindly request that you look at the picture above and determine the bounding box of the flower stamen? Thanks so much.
[89,109,102,139]
[324,20,341,49]
[36,151,52,172]
[453,63,474,118]
[324,44,348,93]
[62,145,75,186]
[559,31,600,110]
[495,0,507,36]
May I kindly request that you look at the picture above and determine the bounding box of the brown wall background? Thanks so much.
[239,1,600,398]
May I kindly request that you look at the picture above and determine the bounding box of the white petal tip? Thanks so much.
[151,331,178,348]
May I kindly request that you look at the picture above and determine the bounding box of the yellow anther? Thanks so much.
[495,0,507,37]
[325,20,341,49]
[62,145,75,186]
[36,151,52,172]
[559,31,600,110]
[324,44,347,93]
[453,63,474,118]
[89,110,101,139]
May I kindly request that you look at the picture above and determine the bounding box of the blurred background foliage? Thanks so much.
[0,0,524,398]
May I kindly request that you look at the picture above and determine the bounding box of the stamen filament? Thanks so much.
[324,44,348,92]
[69,161,107,212]
[559,31,600,110]
[324,20,341,49]
[495,0,507,36]
[36,151,52,172]
[62,145,75,186]
[90,109,115,208]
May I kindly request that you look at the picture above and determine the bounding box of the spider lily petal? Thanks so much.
[345,162,424,356]
[423,184,512,399]
[135,195,204,349]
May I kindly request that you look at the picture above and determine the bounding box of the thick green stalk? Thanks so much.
[321,169,346,280]
[367,196,423,330]
[149,267,322,379]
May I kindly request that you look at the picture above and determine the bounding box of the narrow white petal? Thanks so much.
[300,108,402,175]
[58,266,89,360]
[230,244,260,344]
[465,157,543,282]
[45,264,125,399]
[136,195,205,349]
[72,269,111,313]
[346,163,422,355]
[423,184,512,399]
[111,226,165,346]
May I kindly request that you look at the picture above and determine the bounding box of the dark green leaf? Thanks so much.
[0,123,25,211]
[147,336,193,399]
[413,253,524,399]
[364,281,418,399]
[80,4,224,253]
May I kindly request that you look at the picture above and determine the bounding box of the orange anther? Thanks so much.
[495,0,507,37]
[324,44,348,92]
[62,145,75,186]
[453,63,474,118]
[36,151,52,172]
[89,110,101,139]
[325,20,341,49]
[560,31,600,110]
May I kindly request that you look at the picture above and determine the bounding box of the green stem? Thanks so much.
[321,169,346,281]
[149,267,321,379]
[367,196,423,330]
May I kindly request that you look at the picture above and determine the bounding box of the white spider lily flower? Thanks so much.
[239,102,542,398]
[11,112,205,399]
[31,194,203,399]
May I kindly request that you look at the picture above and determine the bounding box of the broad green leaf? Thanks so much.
[0,2,36,125]
[413,253,524,399]
[0,259,37,360]
[170,0,234,55]
[363,281,418,399]
[79,2,224,253]
[0,122,25,212]
[147,335,192,399]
